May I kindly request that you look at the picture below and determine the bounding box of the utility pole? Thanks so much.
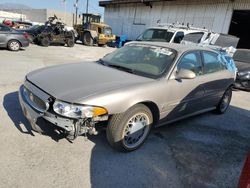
[62,0,66,22]
[74,0,78,25]
[86,0,89,14]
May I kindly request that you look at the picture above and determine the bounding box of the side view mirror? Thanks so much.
[175,69,196,80]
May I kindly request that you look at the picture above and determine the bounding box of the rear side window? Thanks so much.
[177,51,203,76]
[0,25,10,31]
[202,51,225,74]
[173,31,184,43]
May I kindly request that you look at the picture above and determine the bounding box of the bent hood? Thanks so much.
[26,62,152,103]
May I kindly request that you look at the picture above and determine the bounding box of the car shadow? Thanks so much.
[3,89,250,188]
[88,105,250,188]
[0,47,26,51]
[3,91,65,142]
[87,127,184,188]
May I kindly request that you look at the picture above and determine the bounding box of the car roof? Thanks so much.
[127,41,215,54]
[147,26,205,33]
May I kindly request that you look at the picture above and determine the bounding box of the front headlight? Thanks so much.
[53,100,108,119]
[238,71,250,77]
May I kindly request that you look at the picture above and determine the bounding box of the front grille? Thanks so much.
[24,87,48,112]
[23,81,51,112]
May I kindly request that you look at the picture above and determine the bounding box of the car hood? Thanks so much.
[26,62,153,103]
[235,61,250,72]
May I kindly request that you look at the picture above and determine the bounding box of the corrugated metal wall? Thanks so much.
[104,0,250,40]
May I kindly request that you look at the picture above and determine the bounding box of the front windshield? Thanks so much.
[101,44,177,79]
[137,29,174,42]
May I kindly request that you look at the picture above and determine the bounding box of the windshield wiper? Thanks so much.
[107,64,136,74]
[97,59,107,66]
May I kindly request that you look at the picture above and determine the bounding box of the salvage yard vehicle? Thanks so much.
[233,49,250,91]
[3,20,33,29]
[138,23,239,50]
[18,25,45,42]
[137,24,204,43]
[74,13,115,46]
[19,42,236,152]
[0,24,29,51]
[36,16,75,47]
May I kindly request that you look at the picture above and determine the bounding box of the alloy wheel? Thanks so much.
[123,113,150,149]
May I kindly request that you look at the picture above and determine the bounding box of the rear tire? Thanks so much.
[40,37,50,47]
[215,86,232,114]
[106,104,153,152]
[83,32,93,46]
[7,40,21,51]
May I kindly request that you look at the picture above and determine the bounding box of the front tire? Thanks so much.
[106,104,153,152]
[8,40,21,51]
[215,87,232,114]
[40,37,50,47]
[66,39,75,47]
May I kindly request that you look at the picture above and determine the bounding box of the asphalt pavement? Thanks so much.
[0,44,249,188]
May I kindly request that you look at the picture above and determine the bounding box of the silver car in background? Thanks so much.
[0,24,29,51]
[19,42,236,152]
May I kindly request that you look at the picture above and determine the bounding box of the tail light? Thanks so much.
[23,33,29,39]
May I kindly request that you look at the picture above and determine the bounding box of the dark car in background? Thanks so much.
[233,49,250,91]
[19,25,45,42]
[0,24,29,51]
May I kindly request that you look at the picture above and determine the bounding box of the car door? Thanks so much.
[159,51,206,123]
[201,50,232,106]
[0,25,10,46]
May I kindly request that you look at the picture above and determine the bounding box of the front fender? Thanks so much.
[78,80,167,116]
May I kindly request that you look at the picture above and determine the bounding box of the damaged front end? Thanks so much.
[18,80,109,141]
[235,71,250,90]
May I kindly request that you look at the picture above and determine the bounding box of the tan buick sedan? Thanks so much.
[19,42,236,152]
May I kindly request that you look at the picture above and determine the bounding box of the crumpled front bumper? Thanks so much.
[19,85,75,132]
[234,72,250,90]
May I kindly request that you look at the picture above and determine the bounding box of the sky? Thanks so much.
[0,0,104,15]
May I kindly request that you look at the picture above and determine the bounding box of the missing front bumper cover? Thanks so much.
[19,85,107,140]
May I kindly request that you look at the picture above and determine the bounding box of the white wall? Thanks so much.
[0,10,26,22]
[2,9,73,26]
[103,0,250,40]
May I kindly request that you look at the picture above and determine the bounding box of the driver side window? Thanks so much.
[0,25,10,32]
[177,51,203,76]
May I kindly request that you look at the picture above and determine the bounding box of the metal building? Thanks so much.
[99,0,250,48]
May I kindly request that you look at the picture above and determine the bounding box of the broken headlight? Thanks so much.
[53,100,107,119]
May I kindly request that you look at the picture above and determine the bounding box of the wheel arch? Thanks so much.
[137,101,160,125]
[8,39,22,47]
